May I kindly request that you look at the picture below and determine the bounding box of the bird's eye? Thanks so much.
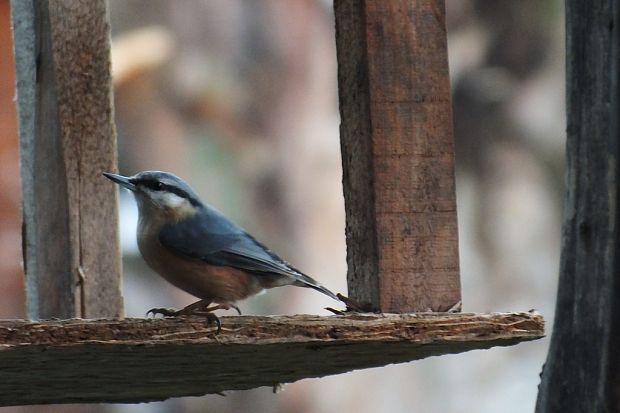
[142,180,164,191]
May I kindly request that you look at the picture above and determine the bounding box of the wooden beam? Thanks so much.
[11,0,122,318]
[0,312,543,406]
[536,0,620,411]
[334,0,460,312]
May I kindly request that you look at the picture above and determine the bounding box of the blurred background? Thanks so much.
[0,0,564,412]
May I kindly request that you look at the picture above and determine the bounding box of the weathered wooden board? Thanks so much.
[11,0,122,318]
[0,312,543,406]
[536,0,620,411]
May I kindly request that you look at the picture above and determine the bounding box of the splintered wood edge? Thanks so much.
[0,312,544,406]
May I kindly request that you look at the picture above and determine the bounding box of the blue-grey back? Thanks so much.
[159,204,303,278]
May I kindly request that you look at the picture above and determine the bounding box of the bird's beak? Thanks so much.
[103,172,136,191]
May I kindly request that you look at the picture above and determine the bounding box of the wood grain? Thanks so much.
[0,312,543,406]
[11,0,122,318]
[334,0,460,312]
[536,0,620,411]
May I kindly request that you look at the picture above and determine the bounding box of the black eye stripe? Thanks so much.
[166,185,190,199]
[136,179,191,199]
[133,177,201,207]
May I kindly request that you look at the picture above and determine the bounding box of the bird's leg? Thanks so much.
[179,300,241,315]
[203,303,242,315]
[177,299,213,315]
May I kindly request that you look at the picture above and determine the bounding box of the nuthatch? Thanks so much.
[103,170,338,328]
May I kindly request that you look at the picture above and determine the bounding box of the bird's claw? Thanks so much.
[208,312,222,334]
[146,307,181,317]
[190,311,222,334]
[324,306,345,315]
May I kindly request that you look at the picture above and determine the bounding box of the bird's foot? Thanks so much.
[146,299,240,333]
[187,311,222,334]
[146,305,222,334]
[146,307,182,317]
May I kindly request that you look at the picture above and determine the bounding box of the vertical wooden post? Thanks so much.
[536,0,620,411]
[11,0,123,319]
[334,0,461,312]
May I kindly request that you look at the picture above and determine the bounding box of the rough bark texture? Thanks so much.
[334,0,461,313]
[11,0,122,319]
[535,1,620,412]
[0,312,543,406]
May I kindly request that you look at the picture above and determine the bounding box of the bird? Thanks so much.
[103,170,339,330]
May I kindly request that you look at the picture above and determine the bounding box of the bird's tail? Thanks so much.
[309,283,340,301]
[294,274,340,301]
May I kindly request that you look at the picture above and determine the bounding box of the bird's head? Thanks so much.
[103,170,203,221]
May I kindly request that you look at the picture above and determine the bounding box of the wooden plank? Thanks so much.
[535,0,620,411]
[0,312,543,406]
[12,0,71,318]
[334,0,460,312]
[11,0,122,318]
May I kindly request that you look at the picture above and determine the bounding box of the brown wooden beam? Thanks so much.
[11,0,122,318]
[334,0,460,312]
[0,312,543,406]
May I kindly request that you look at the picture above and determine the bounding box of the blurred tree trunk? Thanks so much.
[535,0,620,411]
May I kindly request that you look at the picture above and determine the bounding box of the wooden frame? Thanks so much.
[3,0,544,406]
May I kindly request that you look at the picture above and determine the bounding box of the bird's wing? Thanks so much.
[158,207,304,279]
[159,205,339,301]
